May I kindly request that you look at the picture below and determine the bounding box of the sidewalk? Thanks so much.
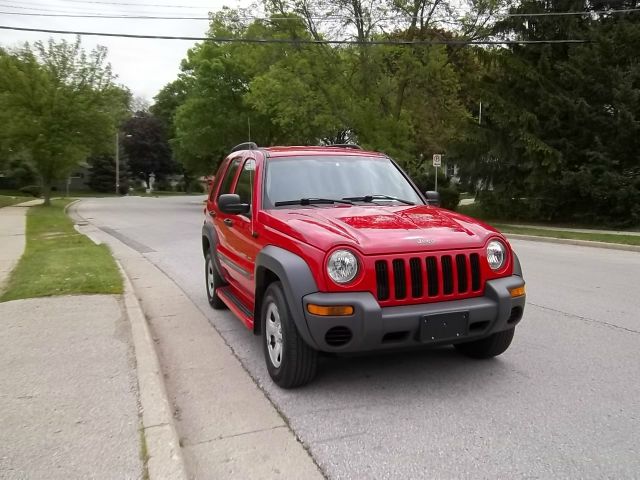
[0,200,143,480]
[0,200,41,290]
[0,295,143,480]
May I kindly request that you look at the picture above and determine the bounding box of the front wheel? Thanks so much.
[205,251,227,309]
[454,328,515,359]
[262,282,317,388]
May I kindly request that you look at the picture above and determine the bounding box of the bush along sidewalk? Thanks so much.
[1,200,123,302]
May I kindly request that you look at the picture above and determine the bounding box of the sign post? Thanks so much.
[432,154,442,192]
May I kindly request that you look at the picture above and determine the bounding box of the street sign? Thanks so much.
[432,154,442,167]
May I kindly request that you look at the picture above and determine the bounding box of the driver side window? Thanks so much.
[234,159,255,215]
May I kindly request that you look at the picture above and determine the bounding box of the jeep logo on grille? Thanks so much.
[416,238,435,245]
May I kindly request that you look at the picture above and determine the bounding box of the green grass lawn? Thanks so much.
[495,224,640,246]
[1,199,123,301]
[0,195,31,208]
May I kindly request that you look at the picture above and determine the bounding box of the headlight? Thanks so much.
[327,249,359,284]
[486,240,507,271]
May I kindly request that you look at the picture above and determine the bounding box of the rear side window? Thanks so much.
[218,157,242,195]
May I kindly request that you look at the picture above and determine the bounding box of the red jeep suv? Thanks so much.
[203,143,526,388]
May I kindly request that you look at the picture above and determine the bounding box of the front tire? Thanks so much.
[262,282,317,388]
[205,251,227,309]
[454,328,515,359]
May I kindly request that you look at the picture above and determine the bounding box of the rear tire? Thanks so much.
[262,282,317,388]
[454,328,515,359]
[205,251,227,310]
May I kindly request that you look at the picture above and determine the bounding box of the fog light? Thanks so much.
[307,304,354,316]
[509,285,526,297]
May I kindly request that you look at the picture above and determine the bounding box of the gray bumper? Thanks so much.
[302,276,525,353]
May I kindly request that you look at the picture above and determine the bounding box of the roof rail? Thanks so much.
[330,143,362,150]
[231,142,258,153]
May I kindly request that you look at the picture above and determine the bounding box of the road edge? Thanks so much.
[504,233,640,252]
[118,261,189,480]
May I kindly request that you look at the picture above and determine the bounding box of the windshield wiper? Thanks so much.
[342,194,415,205]
[274,197,354,207]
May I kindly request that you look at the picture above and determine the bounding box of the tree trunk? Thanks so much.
[42,182,52,206]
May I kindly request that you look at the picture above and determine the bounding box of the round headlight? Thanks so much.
[327,249,359,284]
[486,240,507,271]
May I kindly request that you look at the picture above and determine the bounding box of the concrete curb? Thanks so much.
[505,233,640,252]
[118,261,189,480]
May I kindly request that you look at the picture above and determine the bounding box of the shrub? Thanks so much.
[19,185,41,197]
[438,185,460,211]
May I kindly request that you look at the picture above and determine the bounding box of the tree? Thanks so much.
[121,111,175,188]
[87,153,131,194]
[0,37,130,205]
[452,0,640,226]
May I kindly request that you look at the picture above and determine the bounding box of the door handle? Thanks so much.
[223,218,233,227]
[208,211,216,218]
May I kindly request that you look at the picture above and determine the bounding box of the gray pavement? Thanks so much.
[73,202,323,480]
[0,201,39,291]
[0,295,143,480]
[77,196,640,479]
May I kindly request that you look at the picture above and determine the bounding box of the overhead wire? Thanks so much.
[0,25,591,44]
[0,0,638,20]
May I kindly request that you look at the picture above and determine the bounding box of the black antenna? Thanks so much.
[231,142,258,153]
[330,143,362,150]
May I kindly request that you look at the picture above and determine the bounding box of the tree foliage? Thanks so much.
[0,37,130,204]
[153,0,640,226]
[121,111,176,187]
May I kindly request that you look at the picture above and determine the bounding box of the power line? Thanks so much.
[1,5,638,20]
[59,0,208,8]
[0,11,210,19]
[0,24,591,45]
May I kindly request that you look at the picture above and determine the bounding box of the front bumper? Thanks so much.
[302,275,525,353]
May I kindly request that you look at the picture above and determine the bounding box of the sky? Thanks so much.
[0,0,249,101]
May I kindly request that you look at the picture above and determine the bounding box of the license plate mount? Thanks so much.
[419,311,469,342]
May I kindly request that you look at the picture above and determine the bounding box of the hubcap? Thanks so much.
[206,258,215,298]
[265,302,283,368]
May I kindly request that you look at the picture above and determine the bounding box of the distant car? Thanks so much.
[202,143,526,388]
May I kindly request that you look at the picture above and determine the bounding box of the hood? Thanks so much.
[263,205,500,255]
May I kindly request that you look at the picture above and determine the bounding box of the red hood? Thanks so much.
[262,205,501,255]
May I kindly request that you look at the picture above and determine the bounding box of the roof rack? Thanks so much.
[231,142,258,153]
[329,143,362,150]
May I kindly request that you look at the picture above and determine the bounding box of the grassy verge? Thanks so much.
[0,195,31,208]
[495,224,640,246]
[1,199,123,302]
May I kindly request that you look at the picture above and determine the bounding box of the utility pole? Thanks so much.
[479,101,482,125]
[115,131,120,195]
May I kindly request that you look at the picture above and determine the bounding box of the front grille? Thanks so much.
[374,252,483,303]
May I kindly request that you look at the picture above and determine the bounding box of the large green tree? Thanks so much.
[452,0,640,226]
[0,38,129,204]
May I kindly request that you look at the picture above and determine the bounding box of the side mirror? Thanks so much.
[425,191,440,207]
[218,194,250,215]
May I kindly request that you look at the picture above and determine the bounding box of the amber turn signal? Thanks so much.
[307,304,354,316]
[509,285,526,298]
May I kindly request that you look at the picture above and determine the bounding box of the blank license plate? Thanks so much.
[419,311,469,342]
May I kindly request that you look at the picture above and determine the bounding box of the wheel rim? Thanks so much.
[265,302,283,368]
[206,257,215,298]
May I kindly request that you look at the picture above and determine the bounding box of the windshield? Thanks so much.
[264,156,423,207]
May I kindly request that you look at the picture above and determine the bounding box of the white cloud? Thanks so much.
[0,0,248,101]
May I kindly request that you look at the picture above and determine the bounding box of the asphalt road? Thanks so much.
[78,196,640,479]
